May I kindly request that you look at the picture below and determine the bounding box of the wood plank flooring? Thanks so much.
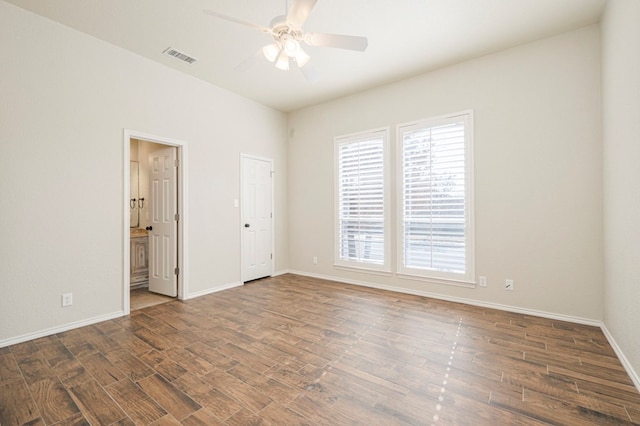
[1,273,639,425]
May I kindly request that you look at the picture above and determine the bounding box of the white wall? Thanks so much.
[288,25,603,321]
[602,0,640,384]
[0,1,288,345]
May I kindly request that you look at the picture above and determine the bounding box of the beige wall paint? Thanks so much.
[4,0,632,377]
[602,0,640,383]
[0,2,288,344]
[288,25,603,321]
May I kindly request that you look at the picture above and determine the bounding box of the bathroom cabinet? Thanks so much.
[130,233,149,287]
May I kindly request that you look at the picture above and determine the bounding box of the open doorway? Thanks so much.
[123,130,188,314]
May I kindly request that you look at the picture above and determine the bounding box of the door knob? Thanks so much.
[146,226,153,231]
[244,223,250,228]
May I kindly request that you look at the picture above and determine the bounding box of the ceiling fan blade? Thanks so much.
[203,9,271,33]
[304,33,368,51]
[299,62,320,83]
[287,0,318,29]
[234,49,265,73]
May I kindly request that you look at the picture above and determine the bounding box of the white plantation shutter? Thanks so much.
[398,113,473,281]
[336,129,389,269]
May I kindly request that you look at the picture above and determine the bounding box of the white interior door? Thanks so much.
[242,156,273,282]
[148,147,178,296]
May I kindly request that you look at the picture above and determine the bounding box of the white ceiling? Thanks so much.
[5,0,606,112]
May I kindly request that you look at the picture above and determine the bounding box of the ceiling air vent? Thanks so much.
[163,47,197,64]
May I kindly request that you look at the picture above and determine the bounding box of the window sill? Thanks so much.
[396,273,476,289]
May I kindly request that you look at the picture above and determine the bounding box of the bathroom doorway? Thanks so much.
[123,130,188,314]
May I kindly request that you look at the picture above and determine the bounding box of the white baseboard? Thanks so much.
[184,281,243,299]
[1,281,241,348]
[287,269,600,326]
[0,311,124,348]
[272,269,289,277]
[600,323,640,392]
[286,269,640,393]
[3,271,637,394]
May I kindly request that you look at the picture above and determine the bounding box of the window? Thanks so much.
[335,128,390,271]
[397,112,474,283]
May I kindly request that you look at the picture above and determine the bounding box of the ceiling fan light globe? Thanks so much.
[283,38,300,57]
[262,43,281,63]
[275,49,290,71]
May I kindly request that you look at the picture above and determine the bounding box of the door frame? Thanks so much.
[123,129,189,314]
[240,153,275,283]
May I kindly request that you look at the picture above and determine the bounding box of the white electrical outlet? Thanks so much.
[479,276,487,287]
[312,256,318,265]
[505,279,514,291]
[62,293,73,307]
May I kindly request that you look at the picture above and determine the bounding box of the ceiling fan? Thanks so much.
[203,0,368,80]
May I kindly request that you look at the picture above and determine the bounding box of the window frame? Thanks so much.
[396,111,475,285]
[334,127,391,273]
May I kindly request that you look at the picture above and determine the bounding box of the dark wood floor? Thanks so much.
[2,274,639,425]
